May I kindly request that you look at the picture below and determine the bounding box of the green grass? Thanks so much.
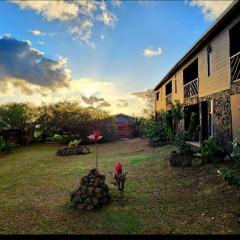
[176,178,193,185]
[0,139,240,234]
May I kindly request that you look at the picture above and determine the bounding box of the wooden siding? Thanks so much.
[155,14,240,113]
[198,28,231,97]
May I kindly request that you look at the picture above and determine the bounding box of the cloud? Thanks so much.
[11,0,120,47]
[12,0,79,21]
[143,47,162,58]
[37,41,44,45]
[0,35,71,90]
[186,0,233,20]
[116,99,128,108]
[97,1,118,27]
[111,0,122,8]
[28,29,46,36]
[131,89,154,101]
[100,34,105,40]
[81,95,110,108]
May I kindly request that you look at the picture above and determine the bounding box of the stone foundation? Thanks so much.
[199,80,240,147]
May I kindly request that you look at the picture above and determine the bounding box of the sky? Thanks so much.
[0,0,233,116]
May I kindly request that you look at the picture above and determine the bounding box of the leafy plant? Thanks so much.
[217,139,240,187]
[0,136,16,153]
[142,117,165,139]
[230,138,240,167]
[217,168,240,187]
[187,112,198,141]
[50,134,64,143]
[68,139,81,148]
[174,131,193,156]
[200,136,218,163]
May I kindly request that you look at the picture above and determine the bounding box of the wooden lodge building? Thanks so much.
[154,1,240,148]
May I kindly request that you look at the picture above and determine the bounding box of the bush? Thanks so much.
[201,136,218,163]
[230,138,240,167]
[50,134,64,143]
[187,112,198,141]
[174,131,193,156]
[142,118,165,139]
[69,139,81,148]
[217,139,240,187]
[217,168,240,187]
[0,136,16,153]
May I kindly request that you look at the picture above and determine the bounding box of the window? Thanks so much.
[156,92,159,101]
[207,45,212,77]
[165,81,172,96]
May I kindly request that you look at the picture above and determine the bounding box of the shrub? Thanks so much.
[201,136,218,163]
[230,138,240,167]
[0,136,16,153]
[217,138,240,187]
[174,131,193,156]
[142,118,165,139]
[217,168,240,187]
[51,134,64,143]
[69,139,81,148]
[187,112,198,141]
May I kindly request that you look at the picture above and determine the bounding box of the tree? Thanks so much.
[0,103,32,130]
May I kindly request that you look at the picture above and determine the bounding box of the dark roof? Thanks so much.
[114,113,134,119]
[114,113,135,123]
[154,1,240,91]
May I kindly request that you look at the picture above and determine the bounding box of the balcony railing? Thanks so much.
[166,93,172,105]
[184,78,199,98]
[230,51,240,82]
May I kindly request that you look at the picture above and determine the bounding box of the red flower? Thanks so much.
[115,162,122,174]
[88,129,102,142]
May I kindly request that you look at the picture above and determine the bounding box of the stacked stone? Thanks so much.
[56,146,90,156]
[70,169,110,210]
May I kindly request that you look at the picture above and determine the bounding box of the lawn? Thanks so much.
[0,138,240,234]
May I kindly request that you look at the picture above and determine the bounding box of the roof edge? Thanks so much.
[154,1,240,91]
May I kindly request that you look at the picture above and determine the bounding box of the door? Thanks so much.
[231,94,240,140]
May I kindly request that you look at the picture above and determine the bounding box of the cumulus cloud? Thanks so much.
[186,0,233,20]
[28,29,46,36]
[11,0,120,47]
[82,96,110,108]
[143,47,162,58]
[37,41,44,45]
[0,35,71,90]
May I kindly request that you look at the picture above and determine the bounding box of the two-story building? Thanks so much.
[154,1,240,147]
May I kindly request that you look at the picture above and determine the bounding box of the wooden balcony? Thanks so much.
[184,78,199,98]
[230,51,240,82]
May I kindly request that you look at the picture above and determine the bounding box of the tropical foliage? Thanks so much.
[0,101,117,144]
[0,136,16,153]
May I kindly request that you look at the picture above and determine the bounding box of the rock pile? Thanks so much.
[57,146,90,156]
[70,169,111,210]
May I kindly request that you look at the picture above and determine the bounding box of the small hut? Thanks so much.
[114,114,135,138]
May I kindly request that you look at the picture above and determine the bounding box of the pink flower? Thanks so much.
[88,129,102,142]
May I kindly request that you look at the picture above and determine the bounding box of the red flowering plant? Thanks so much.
[108,162,128,198]
[88,129,102,169]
